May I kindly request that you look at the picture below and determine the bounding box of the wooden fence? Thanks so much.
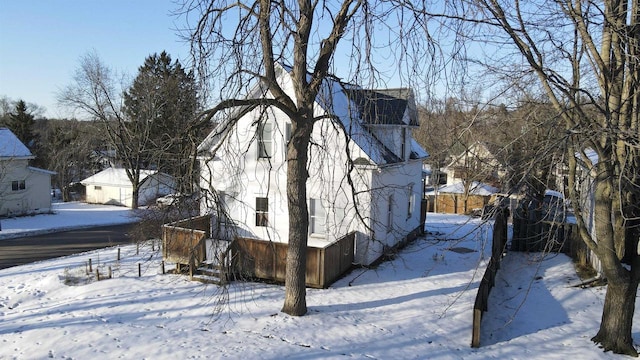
[162,215,210,266]
[513,217,600,275]
[231,232,355,289]
[426,193,491,215]
[471,207,509,348]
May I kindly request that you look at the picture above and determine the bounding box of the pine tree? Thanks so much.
[8,100,37,149]
[123,51,200,192]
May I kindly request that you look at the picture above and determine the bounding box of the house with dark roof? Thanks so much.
[0,128,56,217]
[194,65,429,274]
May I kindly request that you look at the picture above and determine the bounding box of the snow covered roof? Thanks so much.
[197,65,429,166]
[314,75,427,165]
[426,181,498,196]
[81,168,168,187]
[544,189,564,199]
[28,166,57,176]
[0,128,33,158]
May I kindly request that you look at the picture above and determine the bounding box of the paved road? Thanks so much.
[0,224,136,270]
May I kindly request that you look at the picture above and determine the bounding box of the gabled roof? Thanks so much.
[314,76,426,165]
[81,167,170,187]
[198,64,429,166]
[343,88,417,126]
[0,128,33,159]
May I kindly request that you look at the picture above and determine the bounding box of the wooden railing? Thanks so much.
[231,232,355,288]
[471,207,509,348]
[162,215,210,266]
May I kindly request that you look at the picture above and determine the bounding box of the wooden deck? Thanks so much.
[232,233,354,288]
[161,217,355,288]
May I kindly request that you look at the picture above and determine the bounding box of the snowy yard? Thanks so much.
[0,207,634,359]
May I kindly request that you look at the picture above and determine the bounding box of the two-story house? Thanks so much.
[197,65,428,266]
[0,128,55,217]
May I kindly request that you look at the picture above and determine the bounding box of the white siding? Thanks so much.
[0,160,53,216]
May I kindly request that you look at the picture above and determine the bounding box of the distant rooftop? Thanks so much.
[0,128,33,158]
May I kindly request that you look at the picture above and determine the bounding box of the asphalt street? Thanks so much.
[0,224,135,270]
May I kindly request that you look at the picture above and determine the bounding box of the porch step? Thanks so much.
[192,265,228,285]
[191,273,225,285]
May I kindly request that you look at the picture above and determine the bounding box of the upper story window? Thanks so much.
[11,180,26,191]
[257,122,273,159]
[309,198,326,235]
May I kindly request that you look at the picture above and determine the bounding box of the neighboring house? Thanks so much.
[197,65,429,266]
[81,168,175,207]
[442,141,506,188]
[0,128,56,217]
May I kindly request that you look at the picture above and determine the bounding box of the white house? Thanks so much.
[81,168,175,207]
[198,66,429,265]
[0,128,55,217]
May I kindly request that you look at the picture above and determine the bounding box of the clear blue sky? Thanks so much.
[0,0,191,118]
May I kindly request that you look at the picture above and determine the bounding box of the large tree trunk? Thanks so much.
[281,118,313,316]
[592,277,639,356]
[590,166,640,356]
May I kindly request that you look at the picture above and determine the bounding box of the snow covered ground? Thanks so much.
[0,208,635,359]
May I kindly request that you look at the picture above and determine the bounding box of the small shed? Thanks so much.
[81,168,175,207]
[426,181,498,215]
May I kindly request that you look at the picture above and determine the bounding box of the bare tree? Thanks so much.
[36,119,102,201]
[179,0,435,316]
[449,0,640,355]
[58,52,152,209]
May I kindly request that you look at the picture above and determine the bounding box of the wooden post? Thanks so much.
[95,268,100,281]
[89,258,92,272]
[152,241,155,251]
[471,308,482,348]
[108,266,112,279]
[138,263,141,277]
[161,261,165,275]
[117,247,121,261]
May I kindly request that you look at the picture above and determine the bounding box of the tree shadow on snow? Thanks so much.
[479,252,571,346]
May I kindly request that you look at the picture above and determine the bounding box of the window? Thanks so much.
[95,186,102,190]
[11,180,25,191]
[255,197,268,226]
[407,184,414,219]
[387,195,394,232]
[400,129,406,160]
[258,122,273,158]
[285,122,292,144]
[309,198,326,235]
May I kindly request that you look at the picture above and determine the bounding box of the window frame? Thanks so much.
[309,198,326,235]
[257,122,273,159]
[255,197,269,227]
[407,184,414,219]
[11,180,26,191]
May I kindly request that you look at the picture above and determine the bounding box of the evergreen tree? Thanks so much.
[8,100,37,149]
[123,51,200,193]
